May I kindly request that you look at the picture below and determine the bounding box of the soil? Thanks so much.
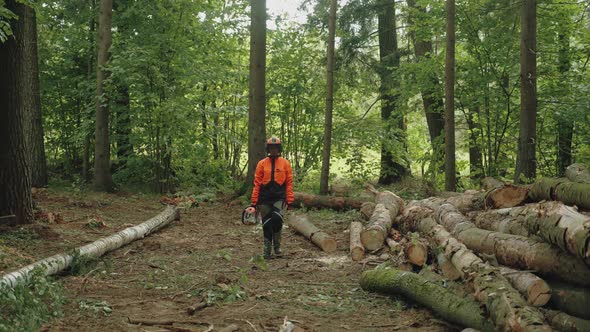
[2,189,456,332]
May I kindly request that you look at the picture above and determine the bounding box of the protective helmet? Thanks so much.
[266,136,282,154]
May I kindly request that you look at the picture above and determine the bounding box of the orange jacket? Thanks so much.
[251,156,294,206]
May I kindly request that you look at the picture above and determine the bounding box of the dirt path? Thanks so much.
[3,190,455,331]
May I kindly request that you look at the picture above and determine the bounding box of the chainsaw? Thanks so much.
[241,206,259,225]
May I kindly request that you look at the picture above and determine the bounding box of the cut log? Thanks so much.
[499,267,551,307]
[472,208,530,237]
[436,253,461,281]
[481,177,505,190]
[529,178,590,210]
[292,192,368,210]
[1,206,180,288]
[542,309,590,332]
[360,204,391,251]
[547,281,590,320]
[566,163,590,184]
[360,269,495,332]
[399,206,551,331]
[418,267,471,299]
[435,203,590,287]
[349,221,365,261]
[287,214,337,252]
[366,185,404,222]
[360,202,376,221]
[484,184,530,209]
[385,237,403,253]
[404,235,428,266]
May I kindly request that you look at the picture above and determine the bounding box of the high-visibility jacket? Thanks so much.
[251,156,294,206]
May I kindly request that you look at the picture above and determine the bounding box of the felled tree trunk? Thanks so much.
[529,178,590,210]
[292,192,368,210]
[565,163,590,184]
[1,206,180,288]
[418,267,471,298]
[287,214,337,252]
[436,203,590,287]
[404,236,428,266]
[499,267,551,307]
[548,281,590,320]
[360,202,376,221]
[472,207,530,237]
[437,252,461,281]
[411,215,550,331]
[360,204,391,251]
[445,185,529,212]
[360,269,495,332]
[542,309,590,332]
[349,221,365,261]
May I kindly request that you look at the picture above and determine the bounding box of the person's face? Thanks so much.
[269,146,280,156]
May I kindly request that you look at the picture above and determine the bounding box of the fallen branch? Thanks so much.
[287,214,337,252]
[1,206,180,288]
[292,192,368,210]
[349,222,365,261]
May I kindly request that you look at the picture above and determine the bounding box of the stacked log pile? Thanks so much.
[352,171,590,331]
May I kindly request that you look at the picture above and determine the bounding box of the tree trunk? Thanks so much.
[472,208,531,237]
[436,203,590,287]
[407,212,550,331]
[442,185,529,213]
[515,0,537,183]
[0,0,34,225]
[292,192,369,210]
[1,206,180,288]
[565,164,590,184]
[25,7,47,188]
[529,177,590,210]
[287,214,337,252]
[547,281,590,320]
[247,0,267,186]
[499,266,551,307]
[361,204,391,251]
[444,0,456,192]
[360,269,495,332]
[350,222,365,261]
[319,0,337,194]
[542,309,590,332]
[93,0,114,192]
[377,0,409,184]
[405,0,445,167]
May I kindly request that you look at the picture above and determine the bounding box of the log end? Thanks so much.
[528,280,552,307]
[361,229,385,251]
[405,243,427,266]
[487,185,530,209]
[321,238,338,253]
[351,247,365,261]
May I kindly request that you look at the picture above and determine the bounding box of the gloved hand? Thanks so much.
[245,206,256,214]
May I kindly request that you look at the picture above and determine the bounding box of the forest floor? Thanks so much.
[1,186,456,332]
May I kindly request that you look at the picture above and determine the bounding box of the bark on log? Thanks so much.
[360,269,495,332]
[360,204,391,250]
[350,221,365,261]
[499,267,551,307]
[418,267,471,299]
[436,252,461,281]
[398,206,551,331]
[360,202,376,220]
[1,206,180,288]
[472,208,530,237]
[542,309,590,332]
[385,237,403,253]
[287,214,337,252]
[529,178,590,210]
[366,185,404,222]
[292,192,368,210]
[446,186,529,212]
[435,203,590,287]
[547,281,590,320]
[566,163,590,184]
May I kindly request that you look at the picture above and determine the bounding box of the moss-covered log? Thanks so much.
[436,203,590,287]
[360,204,391,251]
[529,178,590,210]
[547,281,590,320]
[292,192,369,210]
[565,163,590,184]
[542,309,590,332]
[360,269,495,332]
[349,221,365,261]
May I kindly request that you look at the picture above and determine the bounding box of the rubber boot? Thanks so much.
[273,231,283,257]
[263,238,272,259]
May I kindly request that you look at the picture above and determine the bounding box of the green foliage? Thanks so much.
[77,299,112,316]
[0,2,16,43]
[0,269,65,332]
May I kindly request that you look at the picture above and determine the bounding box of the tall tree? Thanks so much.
[319,0,337,194]
[247,0,267,185]
[444,0,456,191]
[515,0,537,183]
[93,0,114,191]
[377,0,409,184]
[0,0,34,224]
[26,6,47,187]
